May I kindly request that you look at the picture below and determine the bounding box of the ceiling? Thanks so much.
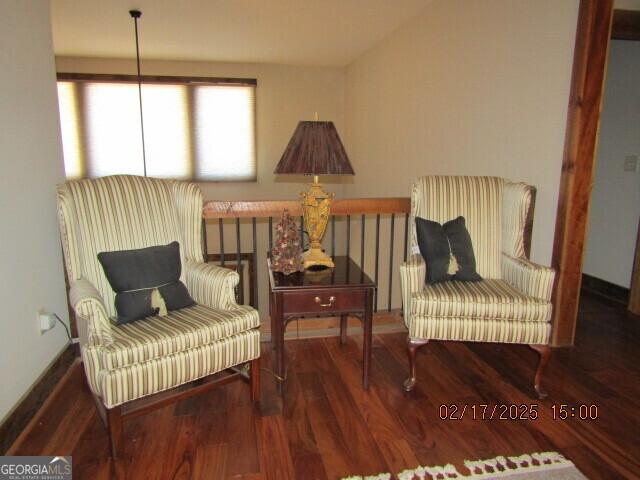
[50,0,430,67]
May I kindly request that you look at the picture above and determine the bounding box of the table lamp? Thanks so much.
[274,117,354,269]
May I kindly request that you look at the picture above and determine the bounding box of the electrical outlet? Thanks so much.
[624,155,638,173]
[38,309,56,334]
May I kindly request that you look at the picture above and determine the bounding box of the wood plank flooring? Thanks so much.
[10,293,640,479]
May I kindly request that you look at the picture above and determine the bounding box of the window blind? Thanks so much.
[56,74,257,182]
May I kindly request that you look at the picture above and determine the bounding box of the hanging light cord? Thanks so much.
[130,9,147,177]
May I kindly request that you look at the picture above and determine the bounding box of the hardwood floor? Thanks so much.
[10,293,640,479]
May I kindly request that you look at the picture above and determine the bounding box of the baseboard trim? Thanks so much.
[581,273,630,307]
[1,344,78,454]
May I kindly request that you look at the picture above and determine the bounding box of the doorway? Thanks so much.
[582,21,640,312]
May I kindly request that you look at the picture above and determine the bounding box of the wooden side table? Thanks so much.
[268,256,376,395]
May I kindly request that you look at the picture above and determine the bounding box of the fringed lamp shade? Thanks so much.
[274,120,353,269]
[274,121,354,175]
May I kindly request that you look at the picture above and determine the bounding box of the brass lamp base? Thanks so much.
[301,176,334,270]
[302,247,334,269]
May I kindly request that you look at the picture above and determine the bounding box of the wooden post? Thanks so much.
[550,0,614,346]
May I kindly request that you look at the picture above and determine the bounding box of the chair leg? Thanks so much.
[106,405,123,459]
[250,357,261,404]
[404,337,429,392]
[529,344,552,399]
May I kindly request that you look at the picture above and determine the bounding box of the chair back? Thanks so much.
[410,176,503,279]
[57,175,203,316]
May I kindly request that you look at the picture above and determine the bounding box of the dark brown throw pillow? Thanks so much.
[415,216,482,284]
[97,241,195,325]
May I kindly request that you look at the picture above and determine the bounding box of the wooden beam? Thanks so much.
[203,197,410,219]
[551,0,614,346]
[204,200,301,218]
[611,9,640,41]
[331,198,410,215]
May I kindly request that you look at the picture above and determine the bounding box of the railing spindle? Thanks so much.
[374,214,380,312]
[360,214,365,268]
[236,217,243,304]
[252,217,258,308]
[219,218,225,266]
[300,216,304,245]
[346,214,351,259]
[388,213,395,312]
[331,215,336,258]
[202,218,208,262]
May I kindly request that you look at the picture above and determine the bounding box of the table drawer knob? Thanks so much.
[314,296,335,307]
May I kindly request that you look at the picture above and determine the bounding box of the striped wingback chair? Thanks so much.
[400,176,555,398]
[57,175,260,457]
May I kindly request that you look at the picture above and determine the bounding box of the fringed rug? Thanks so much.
[343,452,588,480]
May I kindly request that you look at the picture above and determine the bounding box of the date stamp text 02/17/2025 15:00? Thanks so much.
[438,404,599,421]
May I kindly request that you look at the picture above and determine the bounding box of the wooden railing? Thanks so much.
[202,198,411,316]
[203,198,410,217]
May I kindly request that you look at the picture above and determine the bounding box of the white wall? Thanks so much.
[344,0,580,266]
[616,0,640,9]
[583,40,640,288]
[0,1,69,421]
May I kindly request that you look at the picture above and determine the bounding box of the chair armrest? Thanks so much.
[69,278,113,346]
[184,260,241,310]
[501,253,555,301]
[400,255,426,319]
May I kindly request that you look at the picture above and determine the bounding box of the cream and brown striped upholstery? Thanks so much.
[400,176,555,346]
[409,176,503,278]
[58,175,260,408]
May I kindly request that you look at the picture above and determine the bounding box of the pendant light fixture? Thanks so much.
[129,9,147,176]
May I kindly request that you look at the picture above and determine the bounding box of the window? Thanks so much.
[56,73,257,181]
